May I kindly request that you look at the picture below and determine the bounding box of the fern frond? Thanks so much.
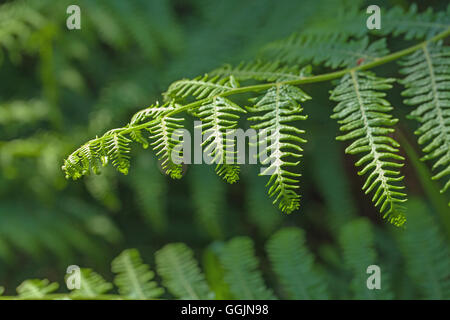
[377,4,450,40]
[155,243,213,299]
[164,74,239,101]
[0,99,49,126]
[396,199,450,299]
[0,0,46,64]
[245,168,282,236]
[299,5,366,40]
[196,96,245,183]
[339,219,393,299]
[330,71,407,226]
[211,60,311,82]
[399,43,450,196]
[16,279,59,299]
[111,249,164,300]
[248,84,310,214]
[218,237,276,300]
[69,268,113,298]
[189,166,226,239]
[266,227,328,299]
[129,154,168,233]
[81,0,182,62]
[262,36,388,69]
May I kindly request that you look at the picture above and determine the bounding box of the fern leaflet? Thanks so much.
[69,268,113,298]
[111,249,164,299]
[339,219,393,299]
[155,243,213,299]
[399,43,450,198]
[266,227,328,299]
[16,279,59,299]
[218,237,276,300]
[196,96,245,183]
[248,84,310,214]
[396,199,450,299]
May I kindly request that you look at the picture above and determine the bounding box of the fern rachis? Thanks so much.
[399,43,450,198]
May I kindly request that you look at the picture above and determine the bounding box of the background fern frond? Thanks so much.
[69,268,113,298]
[339,219,393,299]
[396,199,450,299]
[155,243,213,299]
[299,5,366,40]
[164,74,239,101]
[248,85,310,213]
[244,168,282,237]
[129,154,169,234]
[189,166,226,239]
[266,227,329,299]
[0,0,46,65]
[399,43,450,197]
[377,4,450,40]
[211,60,309,82]
[262,36,388,69]
[218,237,276,300]
[330,71,407,226]
[111,249,164,300]
[16,279,58,299]
[0,99,49,127]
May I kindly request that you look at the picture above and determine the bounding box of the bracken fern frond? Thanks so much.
[399,43,450,198]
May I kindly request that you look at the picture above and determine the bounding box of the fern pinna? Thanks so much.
[62,4,450,227]
[248,85,309,213]
[330,71,407,226]
[399,43,450,203]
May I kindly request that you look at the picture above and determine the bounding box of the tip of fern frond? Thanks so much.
[386,212,407,228]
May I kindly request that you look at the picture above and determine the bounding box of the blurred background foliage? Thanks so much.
[0,0,448,299]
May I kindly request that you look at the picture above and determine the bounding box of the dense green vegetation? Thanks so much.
[0,0,448,299]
